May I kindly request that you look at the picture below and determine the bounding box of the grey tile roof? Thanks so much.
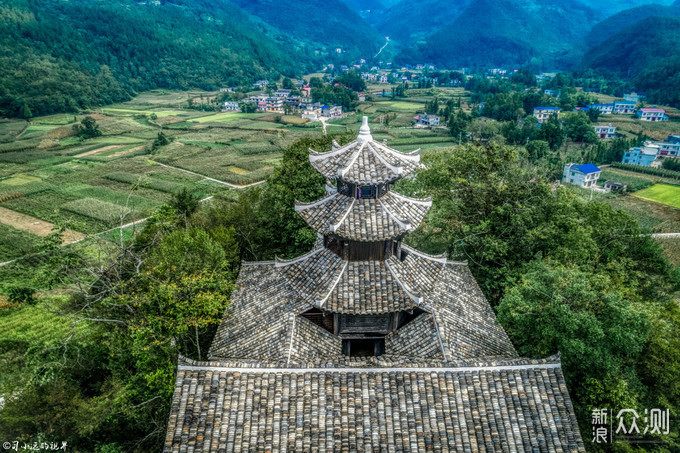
[295,191,431,241]
[209,257,518,360]
[164,356,585,452]
[309,139,421,184]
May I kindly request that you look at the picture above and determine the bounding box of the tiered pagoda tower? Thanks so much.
[164,117,585,452]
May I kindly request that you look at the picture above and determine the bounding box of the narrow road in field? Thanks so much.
[151,162,266,189]
[649,232,680,238]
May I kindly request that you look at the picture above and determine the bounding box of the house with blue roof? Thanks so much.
[533,106,560,124]
[562,163,602,188]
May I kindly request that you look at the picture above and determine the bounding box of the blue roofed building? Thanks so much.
[562,163,602,188]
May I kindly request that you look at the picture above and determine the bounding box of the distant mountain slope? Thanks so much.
[0,0,307,117]
[581,15,680,76]
[229,0,382,59]
[589,0,676,15]
[339,0,385,18]
[585,4,680,46]
[373,0,474,45]
[396,0,599,69]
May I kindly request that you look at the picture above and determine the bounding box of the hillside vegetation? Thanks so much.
[0,0,325,118]
[229,0,382,60]
[585,4,680,46]
[397,0,598,69]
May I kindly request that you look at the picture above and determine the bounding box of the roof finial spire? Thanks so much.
[357,116,372,142]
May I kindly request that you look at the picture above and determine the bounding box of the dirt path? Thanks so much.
[0,206,84,244]
[74,144,127,158]
[108,144,145,158]
[151,162,266,189]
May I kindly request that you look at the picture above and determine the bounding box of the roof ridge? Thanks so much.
[400,244,447,263]
[372,140,421,159]
[337,141,366,178]
[275,247,323,267]
[241,260,276,266]
[309,141,355,162]
[329,198,355,232]
[367,142,403,176]
[384,258,423,304]
[317,260,348,307]
[294,192,338,211]
[387,190,432,206]
[378,197,411,231]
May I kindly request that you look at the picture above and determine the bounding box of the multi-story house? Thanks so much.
[588,103,614,115]
[562,163,601,188]
[533,107,560,124]
[613,100,635,114]
[622,142,660,166]
[414,114,440,127]
[594,124,616,139]
[221,101,240,112]
[637,108,669,121]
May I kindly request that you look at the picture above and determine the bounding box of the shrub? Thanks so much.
[7,286,36,305]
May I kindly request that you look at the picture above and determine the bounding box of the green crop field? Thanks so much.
[634,184,680,209]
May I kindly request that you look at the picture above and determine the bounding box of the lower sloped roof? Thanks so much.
[164,356,584,452]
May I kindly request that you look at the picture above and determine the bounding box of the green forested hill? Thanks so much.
[396,0,598,69]
[585,4,680,46]
[373,0,474,45]
[229,0,382,60]
[0,0,310,118]
[581,15,680,75]
[580,15,680,106]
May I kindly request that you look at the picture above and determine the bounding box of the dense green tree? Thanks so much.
[526,139,550,161]
[73,116,102,138]
[586,107,601,122]
[447,109,471,142]
[170,188,200,219]
[662,158,680,171]
[562,111,598,144]
[334,69,366,92]
[538,114,565,149]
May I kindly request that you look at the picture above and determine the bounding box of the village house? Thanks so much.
[164,117,585,451]
[613,100,635,114]
[544,89,561,97]
[414,114,440,127]
[623,142,660,166]
[357,93,366,102]
[594,124,616,139]
[637,107,669,121]
[219,87,236,93]
[656,135,680,158]
[379,73,389,83]
[604,180,627,192]
[253,80,268,89]
[533,106,560,124]
[265,96,284,113]
[273,89,291,98]
[588,103,613,115]
[321,104,343,118]
[221,101,240,112]
[624,92,645,103]
[562,163,601,188]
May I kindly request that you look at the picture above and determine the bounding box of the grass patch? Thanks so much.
[61,198,139,223]
[656,237,680,267]
[634,184,680,209]
[598,170,653,192]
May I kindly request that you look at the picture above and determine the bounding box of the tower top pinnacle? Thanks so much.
[357,116,372,142]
